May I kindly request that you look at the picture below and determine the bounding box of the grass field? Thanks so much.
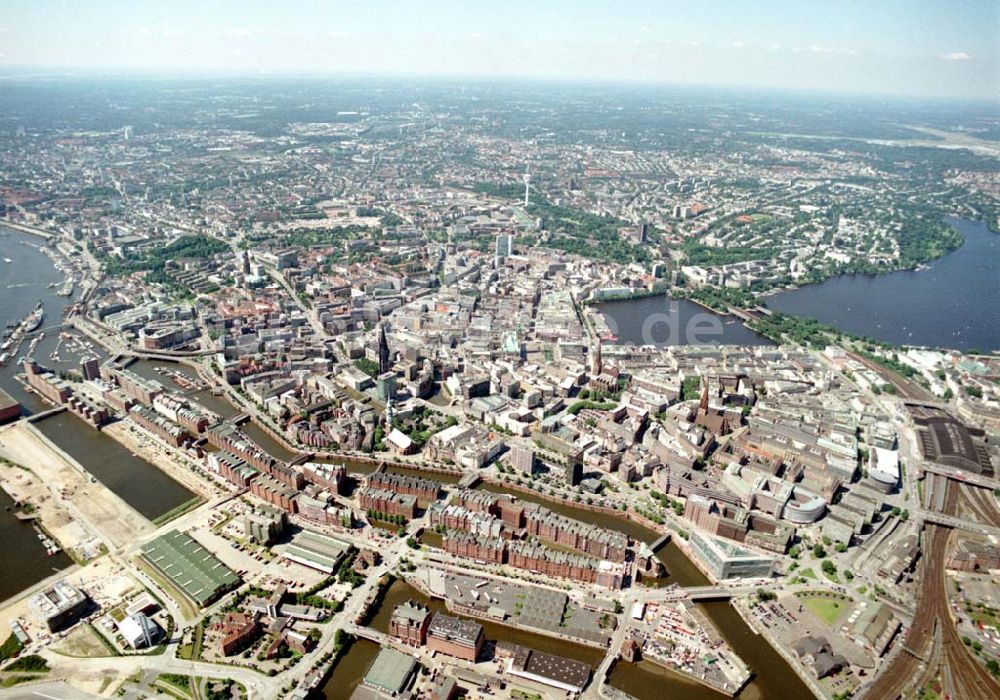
[802,596,848,626]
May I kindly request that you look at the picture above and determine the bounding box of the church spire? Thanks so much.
[377,323,391,375]
[592,338,603,376]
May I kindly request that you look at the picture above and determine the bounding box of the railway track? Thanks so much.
[863,482,1000,699]
[844,350,936,402]
[960,485,1000,529]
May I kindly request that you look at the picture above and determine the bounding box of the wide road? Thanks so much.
[862,482,1000,699]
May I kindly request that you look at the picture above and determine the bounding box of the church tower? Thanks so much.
[592,339,603,376]
[377,323,391,375]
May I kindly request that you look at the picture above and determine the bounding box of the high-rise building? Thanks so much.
[495,234,512,266]
[510,446,535,474]
[565,460,583,487]
[377,372,397,402]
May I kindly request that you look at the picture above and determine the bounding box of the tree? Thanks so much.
[813,544,827,559]
[756,588,777,602]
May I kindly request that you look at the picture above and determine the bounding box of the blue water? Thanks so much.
[766,218,1000,351]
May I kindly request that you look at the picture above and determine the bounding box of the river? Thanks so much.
[766,217,1000,351]
[596,295,772,347]
[0,227,193,598]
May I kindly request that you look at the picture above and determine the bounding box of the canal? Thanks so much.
[473,483,814,700]
[320,637,381,700]
[322,575,606,699]
[367,578,606,665]
[129,358,303,462]
[766,217,1000,351]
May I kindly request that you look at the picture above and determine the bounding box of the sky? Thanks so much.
[1,0,997,99]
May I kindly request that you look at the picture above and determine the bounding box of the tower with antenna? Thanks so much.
[522,165,531,207]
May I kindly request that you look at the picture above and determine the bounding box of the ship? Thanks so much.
[24,305,44,333]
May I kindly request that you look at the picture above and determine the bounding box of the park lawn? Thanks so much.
[803,596,848,626]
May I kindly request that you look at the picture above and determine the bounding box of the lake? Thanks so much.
[596,295,772,347]
[766,217,1000,351]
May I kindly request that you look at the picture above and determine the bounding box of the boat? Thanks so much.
[2,257,11,263]
[24,306,44,333]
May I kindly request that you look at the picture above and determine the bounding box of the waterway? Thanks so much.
[473,483,814,700]
[128,358,303,462]
[34,412,193,521]
[0,227,192,596]
[596,295,772,347]
[320,575,606,697]
[0,488,73,602]
[320,637,380,700]
[766,217,1000,351]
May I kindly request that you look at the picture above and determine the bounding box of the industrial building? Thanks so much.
[118,613,162,649]
[362,646,419,695]
[503,643,592,694]
[0,387,21,424]
[140,529,241,607]
[280,530,351,574]
[426,611,484,661]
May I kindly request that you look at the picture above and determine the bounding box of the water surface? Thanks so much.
[767,217,1000,351]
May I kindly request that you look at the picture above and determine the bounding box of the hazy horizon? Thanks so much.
[2,0,997,100]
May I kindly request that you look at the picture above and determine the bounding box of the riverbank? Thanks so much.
[0,219,55,240]
[0,421,154,551]
[101,420,218,504]
[0,457,103,567]
[583,287,669,306]
[731,596,826,699]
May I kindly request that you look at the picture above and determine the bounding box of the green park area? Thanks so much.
[800,594,850,626]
